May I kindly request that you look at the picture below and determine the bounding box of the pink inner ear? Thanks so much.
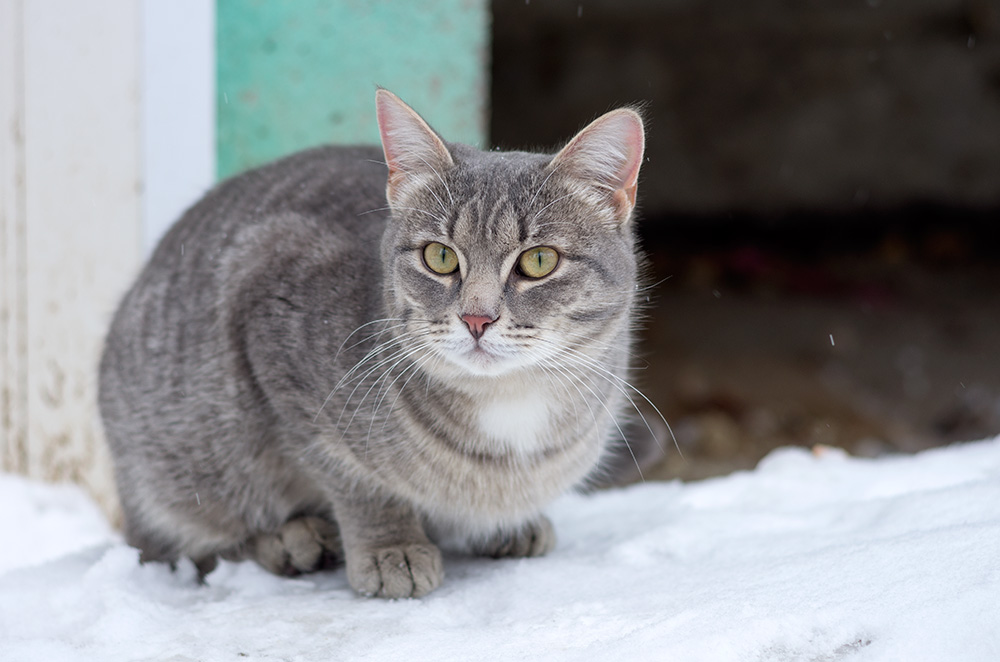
[374,89,453,194]
[614,112,645,194]
[553,108,646,219]
[375,90,409,185]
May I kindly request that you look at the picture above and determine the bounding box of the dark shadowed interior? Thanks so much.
[491,0,1000,479]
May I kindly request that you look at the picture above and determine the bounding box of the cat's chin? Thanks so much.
[442,347,525,379]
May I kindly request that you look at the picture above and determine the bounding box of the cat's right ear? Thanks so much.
[375,88,454,205]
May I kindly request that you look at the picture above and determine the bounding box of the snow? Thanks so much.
[2,439,999,661]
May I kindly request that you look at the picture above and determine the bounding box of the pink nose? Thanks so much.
[461,314,496,340]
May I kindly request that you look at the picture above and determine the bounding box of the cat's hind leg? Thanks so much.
[125,517,218,583]
[243,516,343,577]
[472,515,556,559]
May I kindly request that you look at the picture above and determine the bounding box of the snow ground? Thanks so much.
[2,439,999,662]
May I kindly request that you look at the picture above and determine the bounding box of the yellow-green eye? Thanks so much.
[423,242,459,275]
[518,246,559,279]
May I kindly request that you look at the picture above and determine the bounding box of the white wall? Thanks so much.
[1,0,28,476]
[0,0,215,517]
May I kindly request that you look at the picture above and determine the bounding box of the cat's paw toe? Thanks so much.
[476,516,556,558]
[251,516,342,576]
[348,542,443,599]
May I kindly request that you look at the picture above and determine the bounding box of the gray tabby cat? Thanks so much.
[99,89,651,598]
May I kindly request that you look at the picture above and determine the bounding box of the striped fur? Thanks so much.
[98,91,648,598]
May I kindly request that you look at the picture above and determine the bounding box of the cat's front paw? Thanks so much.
[474,516,556,559]
[346,542,444,599]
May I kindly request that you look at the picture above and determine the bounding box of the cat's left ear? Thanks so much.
[375,88,455,205]
[550,108,645,224]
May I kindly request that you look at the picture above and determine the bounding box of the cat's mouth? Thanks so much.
[433,321,533,377]
[443,338,519,377]
[464,343,502,365]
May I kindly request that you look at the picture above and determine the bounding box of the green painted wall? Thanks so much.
[216,0,489,179]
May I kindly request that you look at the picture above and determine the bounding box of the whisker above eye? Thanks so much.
[411,153,455,206]
[527,164,561,210]
[528,193,577,225]
[376,204,450,227]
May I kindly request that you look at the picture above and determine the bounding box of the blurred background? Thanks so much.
[491,0,1000,480]
[3,0,999,514]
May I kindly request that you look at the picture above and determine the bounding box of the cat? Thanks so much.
[98,88,656,598]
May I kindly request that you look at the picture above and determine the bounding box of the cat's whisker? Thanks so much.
[397,205,450,226]
[530,333,663,445]
[546,342,679,459]
[635,275,672,293]
[411,153,455,206]
[338,340,437,439]
[529,220,601,232]
[363,202,449,227]
[316,332,414,421]
[333,318,406,363]
[559,352,662,456]
[534,326,648,370]
[423,184,451,219]
[335,323,437,388]
[536,357,602,445]
[341,322,412,354]
[529,193,577,224]
[360,342,436,412]
[363,345,437,458]
[319,330,435,424]
[368,343,434,419]
[529,325,645,369]
[529,323,626,351]
[357,205,392,216]
[533,359,584,423]
[373,348,439,440]
[541,356,644,482]
[527,164,561,210]
[335,331,433,398]
[341,318,437,360]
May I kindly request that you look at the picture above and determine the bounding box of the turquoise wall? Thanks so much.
[216,0,489,179]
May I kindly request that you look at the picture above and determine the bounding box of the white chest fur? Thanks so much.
[476,388,553,455]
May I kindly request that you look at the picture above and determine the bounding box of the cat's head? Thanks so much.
[375,89,645,379]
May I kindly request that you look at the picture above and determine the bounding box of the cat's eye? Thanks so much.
[423,242,459,275]
[517,246,559,279]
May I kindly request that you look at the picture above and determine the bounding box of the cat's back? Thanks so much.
[154,144,388,264]
[100,145,390,438]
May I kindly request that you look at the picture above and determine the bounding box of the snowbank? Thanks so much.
[2,439,999,661]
